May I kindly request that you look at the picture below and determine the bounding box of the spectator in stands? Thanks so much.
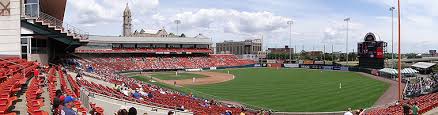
[76,70,82,79]
[403,103,411,115]
[225,110,232,115]
[52,90,64,115]
[33,68,39,77]
[167,111,174,115]
[411,102,420,115]
[128,107,137,115]
[61,96,78,115]
[116,109,128,115]
[344,108,353,115]
[176,105,184,111]
[147,92,153,98]
[132,90,141,99]
[240,108,246,115]
[358,108,364,115]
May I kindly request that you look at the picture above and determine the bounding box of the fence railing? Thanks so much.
[23,3,89,41]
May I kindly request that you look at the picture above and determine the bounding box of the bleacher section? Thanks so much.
[0,57,109,115]
[0,58,38,115]
[26,75,47,115]
[76,48,213,54]
[77,54,254,71]
[366,92,438,115]
[65,54,259,114]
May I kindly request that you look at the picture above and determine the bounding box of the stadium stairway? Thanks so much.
[14,68,55,115]
[23,10,89,43]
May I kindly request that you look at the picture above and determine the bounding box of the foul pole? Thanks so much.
[397,0,402,102]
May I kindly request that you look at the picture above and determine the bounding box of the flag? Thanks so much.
[344,18,350,21]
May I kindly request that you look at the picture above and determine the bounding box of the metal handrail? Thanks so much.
[37,12,89,40]
[23,3,89,40]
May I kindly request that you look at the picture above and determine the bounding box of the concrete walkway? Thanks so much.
[424,107,438,115]
[41,75,53,114]
[13,77,31,115]
[357,72,405,106]
[13,73,52,114]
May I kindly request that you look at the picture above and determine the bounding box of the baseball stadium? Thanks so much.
[0,0,438,115]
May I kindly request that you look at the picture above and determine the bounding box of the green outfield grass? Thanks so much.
[149,72,208,80]
[132,68,389,112]
[191,68,389,112]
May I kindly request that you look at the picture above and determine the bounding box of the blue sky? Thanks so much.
[64,0,438,53]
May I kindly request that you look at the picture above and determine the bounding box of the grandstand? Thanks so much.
[1,0,438,115]
[66,37,257,114]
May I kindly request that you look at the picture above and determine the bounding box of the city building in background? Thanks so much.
[216,39,262,55]
[429,50,437,57]
[268,45,293,55]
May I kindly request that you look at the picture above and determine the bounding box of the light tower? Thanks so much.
[344,18,350,65]
[174,20,181,36]
[287,20,294,63]
[390,7,395,69]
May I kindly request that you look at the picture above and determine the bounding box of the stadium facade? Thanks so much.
[0,0,86,64]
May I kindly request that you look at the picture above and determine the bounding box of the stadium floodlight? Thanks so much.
[287,20,294,63]
[174,20,181,35]
[344,18,350,65]
[390,7,395,69]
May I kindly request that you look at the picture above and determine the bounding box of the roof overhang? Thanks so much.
[89,36,212,45]
[40,0,67,20]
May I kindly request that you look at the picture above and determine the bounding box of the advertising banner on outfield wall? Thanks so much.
[301,65,310,69]
[340,67,349,71]
[298,60,304,64]
[314,61,325,65]
[323,66,333,70]
[254,64,261,67]
[310,65,322,69]
[267,60,277,64]
[210,67,217,70]
[284,64,299,68]
[333,66,341,70]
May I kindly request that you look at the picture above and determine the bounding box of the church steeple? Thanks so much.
[123,3,132,36]
[124,3,131,16]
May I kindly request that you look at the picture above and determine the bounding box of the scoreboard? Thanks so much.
[357,33,387,69]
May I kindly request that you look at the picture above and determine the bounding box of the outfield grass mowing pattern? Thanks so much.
[187,68,389,112]
[150,72,208,80]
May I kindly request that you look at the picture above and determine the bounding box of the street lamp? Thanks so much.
[344,18,350,65]
[174,20,181,35]
[287,20,294,63]
[390,7,395,69]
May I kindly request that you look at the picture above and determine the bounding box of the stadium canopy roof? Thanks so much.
[411,62,436,69]
[379,68,397,75]
[401,68,419,74]
[379,68,418,74]
[88,36,212,45]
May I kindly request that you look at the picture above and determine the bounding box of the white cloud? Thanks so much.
[63,0,437,53]
[65,0,159,26]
